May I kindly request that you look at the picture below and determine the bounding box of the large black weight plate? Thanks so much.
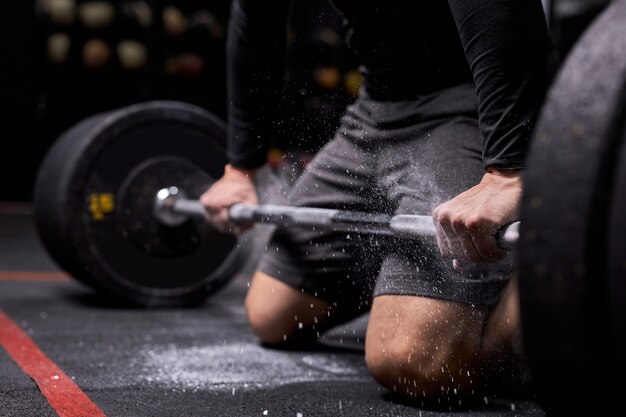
[35,111,113,287]
[519,0,626,415]
[35,101,247,307]
[607,115,626,410]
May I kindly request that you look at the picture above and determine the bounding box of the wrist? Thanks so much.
[483,168,523,188]
[486,167,523,178]
[225,164,257,179]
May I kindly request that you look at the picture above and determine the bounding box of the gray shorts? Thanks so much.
[259,84,513,313]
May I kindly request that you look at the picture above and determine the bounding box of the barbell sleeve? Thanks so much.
[171,197,207,218]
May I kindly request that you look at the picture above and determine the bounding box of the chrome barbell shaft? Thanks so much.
[154,187,519,249]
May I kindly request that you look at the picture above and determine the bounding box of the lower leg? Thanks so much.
[479,275,530,393]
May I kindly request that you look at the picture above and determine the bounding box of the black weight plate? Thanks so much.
[607,117,626,409]
[519,0,626,414]
[35,111,112,286]
[35,101,247,307]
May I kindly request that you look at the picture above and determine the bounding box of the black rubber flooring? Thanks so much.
[0,205,545,417]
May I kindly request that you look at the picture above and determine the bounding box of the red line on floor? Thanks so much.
[0,271,70,281]
[0,310,107,417]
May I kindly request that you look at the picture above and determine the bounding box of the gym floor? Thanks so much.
[0,203,545,417]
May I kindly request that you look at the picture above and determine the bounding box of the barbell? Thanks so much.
[32,0,626,415]
[152,185,520,246]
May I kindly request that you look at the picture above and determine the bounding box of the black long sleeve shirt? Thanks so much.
[226,0,552,171]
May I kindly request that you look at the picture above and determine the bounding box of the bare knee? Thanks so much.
[366,338,484,401]
[365,336,433,398]
[365,296,486,401]
[245,295,292,345]
[245,271,332,346]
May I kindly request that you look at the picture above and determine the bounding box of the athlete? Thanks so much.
[201,0,552,404]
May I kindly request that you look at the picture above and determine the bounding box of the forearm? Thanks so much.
[448,0,554,170]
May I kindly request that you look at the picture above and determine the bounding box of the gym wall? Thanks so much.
[1,0,359,202]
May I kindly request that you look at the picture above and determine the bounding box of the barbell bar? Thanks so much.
[153,186,520,250]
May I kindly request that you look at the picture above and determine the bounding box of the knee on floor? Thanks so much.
[244,274,332,346]
[365,337,481,401]
[244,294,301,345]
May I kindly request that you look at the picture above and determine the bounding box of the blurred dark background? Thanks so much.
[0,0,610,201]
[2,0,359,201]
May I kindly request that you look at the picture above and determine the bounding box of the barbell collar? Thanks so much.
[153,186,198,226]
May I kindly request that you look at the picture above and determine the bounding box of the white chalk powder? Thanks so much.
[138,342,367,391]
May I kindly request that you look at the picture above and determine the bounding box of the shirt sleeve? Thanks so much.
[448,0,554,170]
[226,0,291,169]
